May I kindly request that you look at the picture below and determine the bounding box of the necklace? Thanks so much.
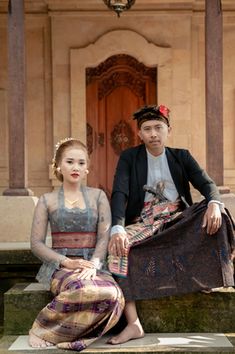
[65,198,79,206]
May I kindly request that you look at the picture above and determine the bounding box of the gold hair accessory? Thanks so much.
[52,138,74,170]
[54,137,74,153]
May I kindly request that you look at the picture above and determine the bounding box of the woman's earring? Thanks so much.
[86,169,89,174]
[57,167,61,172]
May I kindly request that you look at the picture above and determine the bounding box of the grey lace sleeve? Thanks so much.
[90,190,111,269]
[30,195,66,265]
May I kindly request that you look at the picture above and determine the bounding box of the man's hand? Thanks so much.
[202,202,222,235]
[231,249,235,261]
[108,232,129,257]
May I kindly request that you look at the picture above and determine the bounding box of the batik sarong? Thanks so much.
[115,200,235,301]
[30,269,124,351]
[108,199,182,277]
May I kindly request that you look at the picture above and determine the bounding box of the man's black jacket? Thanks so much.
[111,145,221,226]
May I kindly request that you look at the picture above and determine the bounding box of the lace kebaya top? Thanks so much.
[30,186,111,288]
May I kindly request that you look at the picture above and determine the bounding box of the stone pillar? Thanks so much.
[205,0,223,185]
[0,0,36,249]
[3,0,32,196]
[205,1,235,217]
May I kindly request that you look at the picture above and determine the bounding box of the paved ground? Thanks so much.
[1,333,235,354]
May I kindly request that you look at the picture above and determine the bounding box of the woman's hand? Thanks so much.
[202,202,222,235]
[60,258,97,279]
[60,258,95,270]
[75,267,97,280]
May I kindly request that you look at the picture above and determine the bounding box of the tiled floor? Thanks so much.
[7,333,234,351]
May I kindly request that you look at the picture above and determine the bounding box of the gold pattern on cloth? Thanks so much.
[31,269,124,351]
[52,232,96,249]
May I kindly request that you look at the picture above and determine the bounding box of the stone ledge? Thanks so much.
[137,288,235,333]
[1,333,235,354]
[0,249,40,266]
[4,283,52,335]
[4,283,235,335]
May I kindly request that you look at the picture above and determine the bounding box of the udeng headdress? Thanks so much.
[133,104,170,127]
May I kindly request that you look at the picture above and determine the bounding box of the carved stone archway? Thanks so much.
[70,29,172,142]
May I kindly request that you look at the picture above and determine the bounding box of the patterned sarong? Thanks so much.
[116,200,235,301]
[108,199,182,277]
[30,269,124,351]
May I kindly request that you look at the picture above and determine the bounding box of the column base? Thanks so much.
[218,186,231,194]
[0,196,38,243]
[3,188,34,196]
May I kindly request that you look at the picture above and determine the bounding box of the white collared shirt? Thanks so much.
[111,148,179,235]
[145,148,179,202]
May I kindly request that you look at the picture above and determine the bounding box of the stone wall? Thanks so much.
[0,0,235,196]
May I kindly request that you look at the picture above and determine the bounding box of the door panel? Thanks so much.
[105,86,143,195]
[86,54,157,197]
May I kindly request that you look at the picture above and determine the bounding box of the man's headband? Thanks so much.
[133,104,170,128]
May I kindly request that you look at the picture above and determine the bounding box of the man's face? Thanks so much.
[138,120,171,155]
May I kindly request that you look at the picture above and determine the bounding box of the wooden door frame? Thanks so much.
[70,29,172,144]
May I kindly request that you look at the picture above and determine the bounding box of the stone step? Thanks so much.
[4,283,235,335]
[1,333,235,354]
[4,283,52,335]
[137,288,235,333]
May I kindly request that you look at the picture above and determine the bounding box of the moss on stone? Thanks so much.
[4,283,52,335]
[136,290,235,332]
[4,283,235,335]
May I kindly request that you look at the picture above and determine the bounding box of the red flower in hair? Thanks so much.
[158,105,170,119]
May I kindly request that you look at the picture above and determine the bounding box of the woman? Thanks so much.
[28,138,124,351]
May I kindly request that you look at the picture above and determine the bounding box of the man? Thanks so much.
[108,105,234,345]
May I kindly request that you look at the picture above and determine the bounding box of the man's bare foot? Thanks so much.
[107,322,145,345]
[28,330,54,348]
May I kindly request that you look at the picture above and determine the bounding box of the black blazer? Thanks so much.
[111,144,220,227]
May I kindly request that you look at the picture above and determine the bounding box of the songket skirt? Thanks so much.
[30,270,124,351]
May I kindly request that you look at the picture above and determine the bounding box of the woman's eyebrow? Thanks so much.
[66,157,86,162]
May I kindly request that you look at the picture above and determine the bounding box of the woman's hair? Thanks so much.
[52,138,89,182]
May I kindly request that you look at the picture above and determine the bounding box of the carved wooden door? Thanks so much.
[86,54,157,198]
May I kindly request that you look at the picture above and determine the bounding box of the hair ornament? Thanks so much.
[158,105,170,119]
[54,137,74,153]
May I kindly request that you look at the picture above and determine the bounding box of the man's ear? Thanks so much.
[138,130,142,140]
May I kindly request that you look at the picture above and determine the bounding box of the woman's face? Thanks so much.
[59,147,88,185]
